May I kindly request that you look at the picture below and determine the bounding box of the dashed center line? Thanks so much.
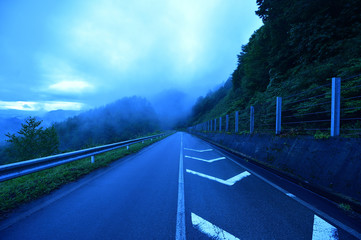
[185,156,225,163]
[186,169,250,186]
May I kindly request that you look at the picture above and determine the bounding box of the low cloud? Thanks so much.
[0,101,85,111]
[48,80,94,94]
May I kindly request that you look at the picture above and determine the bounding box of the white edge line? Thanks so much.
[191,212,240,240]
[184,133,361,239]
[176,133,186,240]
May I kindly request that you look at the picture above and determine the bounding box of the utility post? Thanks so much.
[331,77,341,137]
[276,97,282,135]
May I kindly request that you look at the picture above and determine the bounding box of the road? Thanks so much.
[0,132,360,239]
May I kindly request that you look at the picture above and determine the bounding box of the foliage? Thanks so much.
[5,117,59,163]
[54,96,160,151]
[190,0,361,135]
[313,131,330,140]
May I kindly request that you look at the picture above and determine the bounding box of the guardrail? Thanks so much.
[0,133,166,183]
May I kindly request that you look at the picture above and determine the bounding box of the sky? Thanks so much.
[0,0,263,113]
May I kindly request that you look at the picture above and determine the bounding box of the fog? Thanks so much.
[0,0,261,109]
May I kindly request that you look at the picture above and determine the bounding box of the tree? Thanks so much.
[5,117,59,163]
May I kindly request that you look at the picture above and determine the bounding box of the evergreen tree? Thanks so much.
[5,117,59,163]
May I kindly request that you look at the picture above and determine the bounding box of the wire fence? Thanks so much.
[281,82,331,135]
[190,75,361,138]
[340,75,361,137]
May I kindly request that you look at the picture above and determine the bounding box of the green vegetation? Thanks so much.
[314,131,330,140]
[0,134,169,219]
[338,203,353,213]
[5,117,59,164]
[54,96,160,151]
[190,0,361,136]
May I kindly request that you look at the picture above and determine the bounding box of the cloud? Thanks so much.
[0,101,85,111]
[38,55,95,95]
[48,80,94,94]
[0,0,263,111]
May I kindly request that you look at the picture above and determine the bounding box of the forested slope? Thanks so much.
[190,0,361,135]
[55,96,160,151]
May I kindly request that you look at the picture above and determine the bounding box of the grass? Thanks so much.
[0,134,170,219]
[338,203,353,213]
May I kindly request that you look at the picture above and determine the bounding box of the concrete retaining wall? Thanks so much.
[192,132,361,203]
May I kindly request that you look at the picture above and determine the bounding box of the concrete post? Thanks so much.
[235,111,239,133]
[276,97,282,135]
[226,115,229,132]
[91,155,94,164]
[331,77,341,137]
[250,106,254,134]
[219,117,222,132]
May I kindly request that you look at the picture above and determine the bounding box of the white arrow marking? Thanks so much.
[186,169,250,186]
[312,215,339,240]
[185,156,225,163]
[192,213,240,240]
[184,148,213,152]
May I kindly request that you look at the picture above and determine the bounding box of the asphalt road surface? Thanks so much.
[0,132,360,239]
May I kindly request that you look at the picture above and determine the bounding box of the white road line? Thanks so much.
[191,213,240,240]
[223,153,361,239]
[186,133,361,239]
[186,169,250,186]
[184,148,213,152]
[176,133,186,240]
[286,193,296,198]
[312,215,339,240]
[185,156,225,163]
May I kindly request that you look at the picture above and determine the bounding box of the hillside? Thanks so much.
[54,96,160,151]
[190,0,361,136]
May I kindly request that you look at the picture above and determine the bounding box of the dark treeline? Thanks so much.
[54,96,160,151]
[190,0,361,132]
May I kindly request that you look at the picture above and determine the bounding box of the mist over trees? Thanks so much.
[151,89,193,130]
[190,0,361,125]
[54,96,160,151]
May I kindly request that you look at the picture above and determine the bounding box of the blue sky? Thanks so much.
[0,0,262,112]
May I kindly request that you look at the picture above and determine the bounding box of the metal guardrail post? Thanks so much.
[250,106,254,134]
[214,119,217,131]
[235,111,239,133]
[226,115,229,132]
[331,77,341,137]
[276,97,282,135]
[91,156,95,164]
[210,119,213,131]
